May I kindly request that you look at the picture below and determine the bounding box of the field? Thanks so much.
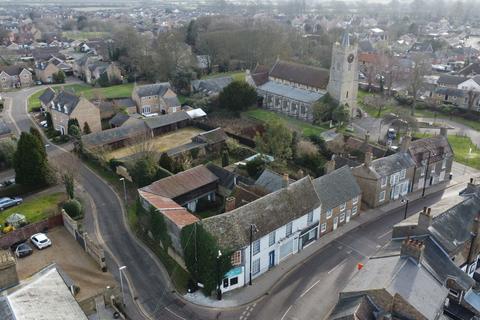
[0,192,66,226]
[244,108,326,137]
[203,71,246,82]
[414,132,480,170]
[62,31,110,40]
[106,127,204,160]
[28,83,135,112]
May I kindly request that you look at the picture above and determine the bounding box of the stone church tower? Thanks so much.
[327,30,359,116]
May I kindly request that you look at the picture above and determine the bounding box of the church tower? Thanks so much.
[327,29,358,116]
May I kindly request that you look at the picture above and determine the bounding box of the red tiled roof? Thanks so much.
[358,53,378,64]
[138,190,199,228]
[141,165,219,199]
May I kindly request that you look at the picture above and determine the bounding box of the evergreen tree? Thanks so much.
[14,132,50,187]
[185,20,198,47]
[29,127,46,158]
[83,122,91,134]
[46,112,53,130]
[221,150,229,167]
[219,81,257,114]
[158,153,173,172]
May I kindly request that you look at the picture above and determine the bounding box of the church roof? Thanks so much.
[269,60,329,89]
[257,81,324,103]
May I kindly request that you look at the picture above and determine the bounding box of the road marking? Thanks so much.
[377,230,391,240]
[334,240,368,257]
[280,305,293,320]
[165,307,187,320]
[328,258,348,274]
[299,279,321,298]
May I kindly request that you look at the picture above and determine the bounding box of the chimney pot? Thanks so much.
[225,197,236,212]
[401,238,425,263]
[364,151,373,167]
[282,173,290,188]
[427,208,431,215]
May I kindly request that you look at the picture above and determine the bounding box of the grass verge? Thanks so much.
[0,192,66,226]
[203,71,245,82]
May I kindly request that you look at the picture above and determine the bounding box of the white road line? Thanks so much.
[280,305,293,320]
[240,316,244,320]
[335,240,368,257]
[299,279,321,298]
[328,258,348,274]
[165,307,187,320]
[377,230,391,240]
[242,310,248,315]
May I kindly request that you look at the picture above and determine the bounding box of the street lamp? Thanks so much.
[401,197,409,220]
[119,265,127,306]
[216,250,222,300]
[119,178,127,203]
[249,224,258,286]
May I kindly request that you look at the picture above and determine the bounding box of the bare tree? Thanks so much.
[51,152,81,199]
[378,53,398,96]
[408,54,430,116]
[467,89,480,112]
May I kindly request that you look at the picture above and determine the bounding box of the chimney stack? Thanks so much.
[418,207,432,232]
[467,214,480,265]
[440,127,448,138]
[400,238,425,264]
[364,131,370,143]
[225,197,236,212]
[325,155,336,174]
[400,133,412,153]
[0,250,19,290]
[364,150,373,167]
[282,173,290,188]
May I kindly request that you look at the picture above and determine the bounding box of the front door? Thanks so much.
[346,210,351,223]
[268,250,275,269]
[333,216,339,230]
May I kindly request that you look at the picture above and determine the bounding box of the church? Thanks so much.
[246,31,358,122]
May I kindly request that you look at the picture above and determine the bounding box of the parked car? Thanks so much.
[0,197,23,210]
[35,80,42,85]
[30,233,52,249]
[14,243,33,258]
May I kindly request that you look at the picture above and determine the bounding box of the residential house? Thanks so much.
[191,76,232,96]
[132,83,181,115]
[458,62,480,77]
[406,129,454,192]
[255,169,295,193]
[35,61,60,83]
[408,41,434,55]
[313,165,362,235]
[48,89,101,134]
[205,163,254,198]
[437,74,467,88]
[352,151,416,208]
[140,165,219,213]
[201,177,321,294]
[38,87,55,110]
[0,65,32,88]
[48,56,73,75]
[84,61,122,85]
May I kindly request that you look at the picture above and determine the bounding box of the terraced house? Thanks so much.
[0,65,32,88]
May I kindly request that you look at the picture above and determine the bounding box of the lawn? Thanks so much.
[106,127,204,160]
[244,108,326,137]
[0,192,66,226]
[28,83,135,112]
[203,71,246,82]
[414,132,480,170]
[62,31,110,40]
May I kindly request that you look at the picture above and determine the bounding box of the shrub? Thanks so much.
[245,156,266,179]
[63,199,83,220]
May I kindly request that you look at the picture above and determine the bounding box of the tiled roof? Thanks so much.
[258,81,324,103]
[202,176,320,249]
[457,62,480,77]
[370,152,416,177]
[191,76,233,93]
[140,165,219,200]
[437,74,466,86]
[143,111,191,129]
[81,122,148,147]
[255,169,295,193]
[51,90,80,115]
[408,135,453,165]
[108,113,130,127]
[38,87,55,105]
[194,128,228,144]
[0,65,26,76]
[134,83,171,97]
[313,166,361,210]
[270,60,329,89]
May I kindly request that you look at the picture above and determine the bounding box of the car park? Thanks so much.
[0,197,23,210]
[14,243,33,258]
[30,233,52,249]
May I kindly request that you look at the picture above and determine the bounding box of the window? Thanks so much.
[307,211,314,223]
[442,158,447,169]
[252,258,260,275]
[269,232,276,246]
[400,169,406,179]
[381,176,387,188]
[379,191,386,202]
[340,212,346,222]
[231,251,242,266]
[326,209,333,219]
[223,278,229,288]
[286,222,293,237]
[321,223,327,233]
[252,240,260,255]
[230,277,238,286]
[352,196,359,205]
[420,166,425,177]
[352,206,358,215]
[340,202,346,211]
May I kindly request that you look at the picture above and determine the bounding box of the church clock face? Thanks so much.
[347,53,355,63]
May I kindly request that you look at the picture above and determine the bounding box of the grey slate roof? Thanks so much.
[134,83,171,97]
[458,62,480,77]
[255,169,295,193]
[38,87,55,106]
[143,111,191,129]
[191,76,233,93]
[82,122,148,147]
[438,74,466,86]
[270,60,329,89]
[206,163,254,191]
[202,176,320,249]
[370,152,416,177]
[428,195,480,256]
[108,113,130,127]
[0,119,12,136]
[51,90,80,115]
[313,166,361,211]
[113,98,136,108]
[258,81,324,104]
[436,87,465,97]
[408,135,453,165]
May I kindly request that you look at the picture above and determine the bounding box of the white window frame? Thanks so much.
[252,258,260,275]
[442,158,447,169]
[379,191,386,202]
[326,209,333,219]
[339,212,346,223]
[321,223,327,233]
[286,222,293,237]
[381,176,387,188]
[252,239,260,255]
[352,196,358,205]
[307,211,314,223]
[339,202,346,212]
[400,169,406,179]
[269,232,275,246]
[352,205,358,215]
[420,166,425,177]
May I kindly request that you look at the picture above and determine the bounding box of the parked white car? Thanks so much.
[30,233,51,249]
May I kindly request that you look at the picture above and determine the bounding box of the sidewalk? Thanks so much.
[181,176,472,309]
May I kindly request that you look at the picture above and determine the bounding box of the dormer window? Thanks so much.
[64,105,68,113]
